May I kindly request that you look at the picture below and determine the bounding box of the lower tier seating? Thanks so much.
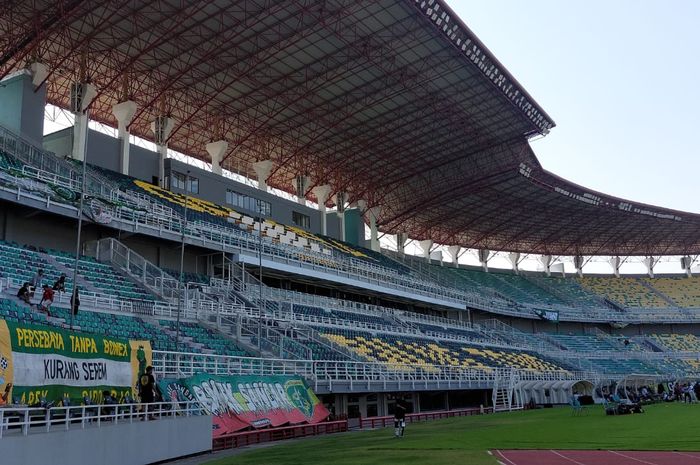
[320,328,568,372]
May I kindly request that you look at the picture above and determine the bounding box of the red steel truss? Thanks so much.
[2,0,698,255]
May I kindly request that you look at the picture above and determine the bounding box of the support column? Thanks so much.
[447,245,461,267]
[681,256,693,277]
[30,62,48,88]
[574,255,585,277]
[419,240,433,262]
[396,232,408,256]
[539,255,552,277]
[112,101,137,175]
[252,160,273,191]
[643,256,655,278]
[508,252,521,274]
[335,192,346,241]
[478,249,490,272]
[151,116,174,188]
[70,82,96,161]
[312,185,331,236]
[609,256,621,278]
[295,175,310,204]
[368,206,381,252]
[206,140,228,176]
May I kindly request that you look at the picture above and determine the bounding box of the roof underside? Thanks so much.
[1,0,698,256]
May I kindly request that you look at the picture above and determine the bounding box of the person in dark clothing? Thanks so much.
[70,287,80,316]
[102,390,117,417]
[52,274,67,293]
[17,282,31,305]
[139,366,156,404]
[394,398,408,438]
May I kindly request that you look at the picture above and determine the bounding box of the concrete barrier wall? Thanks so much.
[0,415,212,465]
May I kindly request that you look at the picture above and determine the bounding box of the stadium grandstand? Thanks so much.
[0,1,699,464]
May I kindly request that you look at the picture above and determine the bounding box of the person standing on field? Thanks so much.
[394,397,408,438]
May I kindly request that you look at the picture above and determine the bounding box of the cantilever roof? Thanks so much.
[1,0,697,255]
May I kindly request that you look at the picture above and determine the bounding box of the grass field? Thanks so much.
[206,403,700,465]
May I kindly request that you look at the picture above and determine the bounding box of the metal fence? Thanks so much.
[0,401,202,438]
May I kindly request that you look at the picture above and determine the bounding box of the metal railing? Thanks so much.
[92,237,180,300]
[0,401,202,438]
[153,350,598,385]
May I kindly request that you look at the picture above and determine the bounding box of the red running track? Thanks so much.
[493,449,700,465]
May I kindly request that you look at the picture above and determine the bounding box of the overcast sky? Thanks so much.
[447,0,700,214]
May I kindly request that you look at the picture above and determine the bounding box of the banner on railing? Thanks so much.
[0,319,152,405]
[159,373,329,437]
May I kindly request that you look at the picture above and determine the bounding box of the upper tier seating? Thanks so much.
[82,162,410,273]
[643,276,700,308]
[445,268,564,306]
[578,276,669,308]
[528,276,605,307]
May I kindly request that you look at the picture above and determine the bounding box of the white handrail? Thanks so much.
[0,401,202,439]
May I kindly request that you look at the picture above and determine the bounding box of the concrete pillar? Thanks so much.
[644,256,655,278]
[30,62,48,88]
[112,100,137,175]
[447,245,461,267]
[312,185,331,236]
[539,254,552,277]
[508,252,521,274]
[206,140,228,176]
[478,249,490,272]
[574,255,585,277]
[335,192,346,241]
[150,116,174,188]
[396,232,408,256]
[419,240,433,262]
[368,206,381,252]
[609,256,621,278]
[70,82,96,161]
[252,160,273,191]
[295,175,310,204]
[681,256,693,277]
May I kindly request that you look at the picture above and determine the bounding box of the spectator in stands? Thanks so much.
[52,273,67,293]
[37,284,54,316]
[102,390,117,417]
[393,397,408,438]
[71,287,80,316]
[17,282,31,305]
[30,268,44,297]
[0,383,11,406]
[139,365,156,407]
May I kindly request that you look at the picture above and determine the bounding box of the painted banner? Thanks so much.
[0,319,152,405]
[159,373,329,437]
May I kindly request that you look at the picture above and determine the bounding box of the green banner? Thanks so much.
[0,319,152,405]
[160,373,329,437]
